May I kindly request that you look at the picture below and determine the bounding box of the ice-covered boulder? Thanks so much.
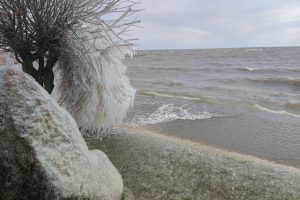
[0,69,123,200]
[87,126,300,200]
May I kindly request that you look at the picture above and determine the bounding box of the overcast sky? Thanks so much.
[132,0,300,50]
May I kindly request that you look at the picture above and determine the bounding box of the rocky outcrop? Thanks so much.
[0,69,123,200]
[86,126,300,200]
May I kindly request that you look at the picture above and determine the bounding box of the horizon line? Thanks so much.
[134,45,300,51]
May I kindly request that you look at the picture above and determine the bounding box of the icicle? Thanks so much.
[53,9,137,135]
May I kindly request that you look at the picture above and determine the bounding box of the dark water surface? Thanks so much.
[125,47,300,168]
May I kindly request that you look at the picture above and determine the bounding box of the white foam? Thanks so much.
[254,104,300,118]
[245,67,257,71]
[245,48,263,51]
[133,104,213,125]
[141,91,202,101]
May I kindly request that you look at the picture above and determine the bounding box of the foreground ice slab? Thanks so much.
[86,126,300,200]
[0,69,123,200]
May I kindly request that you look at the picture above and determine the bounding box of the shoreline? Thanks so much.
[127,94,300,169]
[123,125,300,169]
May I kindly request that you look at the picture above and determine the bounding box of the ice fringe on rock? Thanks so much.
[0,69,123,200]
[53,1,138,134]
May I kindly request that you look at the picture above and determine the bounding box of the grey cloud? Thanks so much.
[132,0,300,49]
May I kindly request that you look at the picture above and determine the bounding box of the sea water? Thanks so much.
[125,47,300,168]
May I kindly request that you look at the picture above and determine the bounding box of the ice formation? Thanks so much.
[53,2,137,133]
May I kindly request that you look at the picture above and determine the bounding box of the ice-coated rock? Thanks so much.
[87,126,300,200]
[0,69,123,200]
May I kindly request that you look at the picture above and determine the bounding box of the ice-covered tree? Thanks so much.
[0,0,139,131]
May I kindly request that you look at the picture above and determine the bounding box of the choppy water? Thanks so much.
[125,47,300,168]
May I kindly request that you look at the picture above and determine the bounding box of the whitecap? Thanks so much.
[245,67,257,71]
[133,104,213,125]
[254,104,300,118]
[141,91,202,101]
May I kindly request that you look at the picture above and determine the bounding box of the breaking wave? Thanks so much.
[244,48,264,51]
[133,104,213,125]
[248,78,300,87]
[139,91,221,104]
[254,104,300,118]
[237,67,299,73]
[132,66,213,73]
[244,67,257,71]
